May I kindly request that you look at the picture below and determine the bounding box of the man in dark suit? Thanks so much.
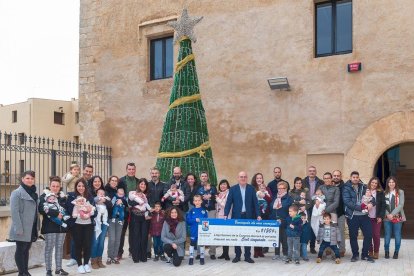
[303,165,324,254]
[224,171,261,264]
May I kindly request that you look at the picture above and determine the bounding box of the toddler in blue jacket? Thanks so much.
[186,195,208,265]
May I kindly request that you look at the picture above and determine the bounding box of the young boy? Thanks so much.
[149,202,166,261]
[186,195,208,265]
[299,212,312,261]
[316,212,341,264]
[285,205,302,264]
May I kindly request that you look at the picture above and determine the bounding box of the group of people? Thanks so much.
[9,164,406,276]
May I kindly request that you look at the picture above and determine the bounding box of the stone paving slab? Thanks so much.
[7,239,414,276]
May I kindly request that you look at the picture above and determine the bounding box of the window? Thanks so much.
[19,160,25,175]
[4,161,10,183]
[75,112,79,124]
[5,134,12,146]
[73,136,79,144]
[150,36,173,80]
[54,112,65,125]
[18,133,25,145]
[12,110,17,123]
[315,0,352,57]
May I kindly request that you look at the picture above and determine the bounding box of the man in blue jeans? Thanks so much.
[342,171,375,263]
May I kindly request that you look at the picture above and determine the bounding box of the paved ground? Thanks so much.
[9,239,414,276]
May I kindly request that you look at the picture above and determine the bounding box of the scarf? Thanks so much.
[21,183,38,201]
[273,191,287,209]
[166,218,179,235]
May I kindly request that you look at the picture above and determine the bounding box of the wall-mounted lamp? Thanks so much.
[58,107,63,113]
[267,77,290,91]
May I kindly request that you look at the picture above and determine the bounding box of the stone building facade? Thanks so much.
[78,0,414,185]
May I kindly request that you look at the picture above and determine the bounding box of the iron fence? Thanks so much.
[0,131,112,205]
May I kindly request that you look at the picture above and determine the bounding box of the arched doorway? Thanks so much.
[374,142,414,238]
[343,111,414,239]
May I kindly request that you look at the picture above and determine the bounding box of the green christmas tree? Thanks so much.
[156,9,217,185]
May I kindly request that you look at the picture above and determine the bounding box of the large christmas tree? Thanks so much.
[156,9,217,185]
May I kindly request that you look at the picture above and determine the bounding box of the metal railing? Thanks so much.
[0,131,112,205]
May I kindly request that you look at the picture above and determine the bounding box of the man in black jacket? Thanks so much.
[303,165,324,254]
[267,167,290,199]
[163,167,190,212]
[333,170,346,257]
[148,167,166,207]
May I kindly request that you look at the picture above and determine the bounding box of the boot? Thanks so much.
[98,257,106,268]
[218,246,230,260]
[373,252,379,259]
[253,247,259,258]
[91,258,99,269]
[258,248,265,257]
[385,251,390,259]
[368,251,373,257]
[393,251,398,259]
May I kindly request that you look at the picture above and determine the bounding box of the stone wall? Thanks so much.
[79,0,414,183]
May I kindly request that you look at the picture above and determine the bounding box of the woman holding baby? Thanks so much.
[128,178,152,263]
[66,178,97,274]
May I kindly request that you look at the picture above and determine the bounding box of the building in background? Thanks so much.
[78,1,414,235]
[0,98,80,142]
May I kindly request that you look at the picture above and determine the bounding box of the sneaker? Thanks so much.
[118,221,123,225]
[84,264,91,273]
[166,258,171,264]
[113,258,120,264]
[160,255,167,262]
[55,269,69,275]
[195,255,200,260]
[335,258,341,264]
[147,252,152,259]
[46,270,52,276]
[77,265,86,274]
[210,255,216,260]
[154,255,159,262]
[316,258,322,263]
[303,258,309,261]
[361,256,375,263]
[285,258,292,264]
[310,248,317,254]
[189,258,194,265]
[106,258,112,265]
[111,218,116,223]
[67,259,77,267]
[295,259,300,265]
[244,258,255,264]
[200,258,205,265]
[272,255,281,260]
[351,255,359,262]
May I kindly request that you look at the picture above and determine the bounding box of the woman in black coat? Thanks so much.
[38,176,69,276]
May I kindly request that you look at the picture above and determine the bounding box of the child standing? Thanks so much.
[186,195,208,265]
[316,213,341,264]
[285,205,302,264]
[150,202,166,262]
[111,188,126,225]
[299,212,312,261]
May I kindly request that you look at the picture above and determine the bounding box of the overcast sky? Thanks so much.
[0,0,79,105]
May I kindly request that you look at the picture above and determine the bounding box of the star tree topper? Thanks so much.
[168,9,203,43]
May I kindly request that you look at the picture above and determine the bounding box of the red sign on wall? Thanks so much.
[348,62,362,72]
